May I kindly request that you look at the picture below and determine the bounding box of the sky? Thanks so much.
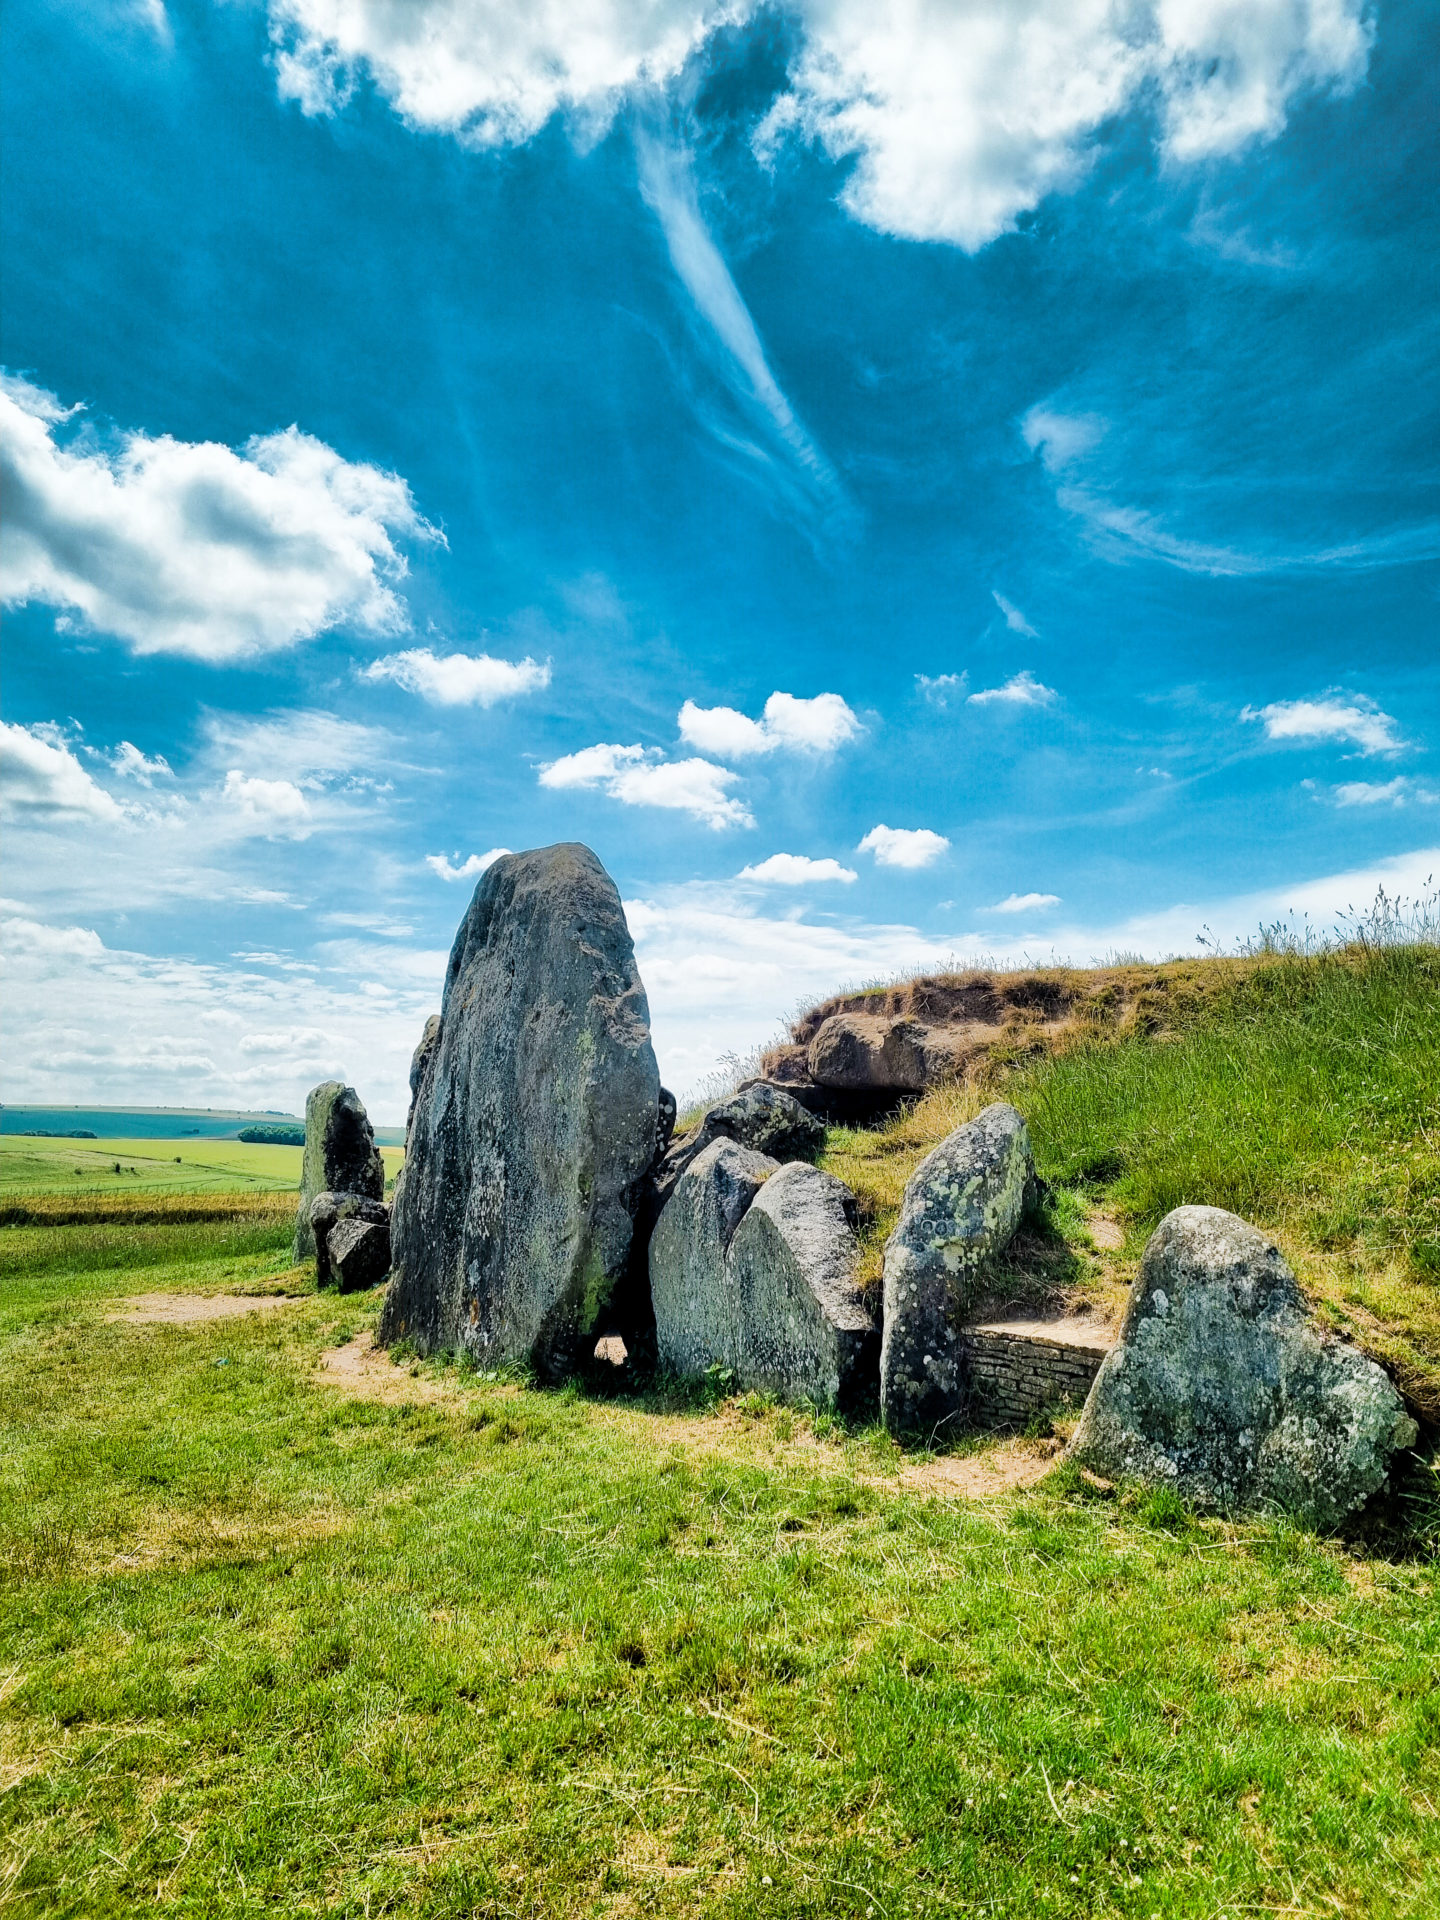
[2,0,1438,1123]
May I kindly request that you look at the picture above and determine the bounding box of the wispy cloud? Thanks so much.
[738,853,858,885]
[992,591,1037,637]
[678,690,860,758]
[858,824,949,869]
[363,646,550,707]
[916,672,967,707]
[634,130,849,529]
[538,741,752,829]
[968,671,1058,710]
[1330,779,1436,809]
[1245,694,1406,757]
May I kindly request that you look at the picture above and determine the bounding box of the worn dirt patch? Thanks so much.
[1087,1212,1125,1251]
[896,1436,1066,1498]
[108,1291,301,1325]
[318,1333,450,1402]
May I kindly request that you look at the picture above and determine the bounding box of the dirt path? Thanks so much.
[318,1333,451,1402]
[108,1292,302,1325]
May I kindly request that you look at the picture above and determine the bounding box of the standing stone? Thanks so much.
[379,844,661,1375]
[406,1015,442,1140]
[650,1081,824,1221]
[293,1082,386,1263]
[880,1102,1035,1434]
[650,1140,776,1378]
[729,1162,877,1410]
[1070,1206,1418,1527]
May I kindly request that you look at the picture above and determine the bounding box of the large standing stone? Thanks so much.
[729,1162,877,1409]
[379,844,661,1375]
[1070,1206,1418,1527]
[406,1015,442,1141]
[293,1082,386,1263]
[650,1139,777,1378]
[880,1102,1035,1433]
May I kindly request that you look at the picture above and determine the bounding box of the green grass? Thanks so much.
[0,1136,404,1199]
[3,945,1439,1914]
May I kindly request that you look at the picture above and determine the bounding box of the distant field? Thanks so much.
[0,1135,404,1198]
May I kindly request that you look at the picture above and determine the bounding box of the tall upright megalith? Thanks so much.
[379,843,662,1375]
[293,1081,386,1262]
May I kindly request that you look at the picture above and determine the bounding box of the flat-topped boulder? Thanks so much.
[880,1102,1035,1434]
[309,1191,389,1289]
[327,1215,392,1294]
[293,1082,385,1263]
[1071,1206,1418,1528]
[380,843,662,1376]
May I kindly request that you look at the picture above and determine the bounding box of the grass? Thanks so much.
[0,1137,404,1201]
[2,947,1439,1914]
[822,941,1440,1416]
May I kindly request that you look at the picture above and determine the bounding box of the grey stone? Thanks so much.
[651,1139,777,1379]
[729,1162,876,1410]
[653,1080,824,1218]
[656,1087,677,1158]
[406,1015,442,1140]
[327,1216,392,1294]
[309,1190,389,1288]
[293,1082,386,1262]
[806,1013,968,1095]
[379,843,661,1376]
[880,1102,1035,1433]
[1070,1206,1418,1528]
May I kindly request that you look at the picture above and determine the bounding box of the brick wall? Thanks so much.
[963,1327,1109,1429]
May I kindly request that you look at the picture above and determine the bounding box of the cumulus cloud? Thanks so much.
[968,671,1058,709]
[857,824,949,869]
[737,853,858,885]
[220,770,312,837]
[1245,694,1406,757]
[985,891,1060,914]
[916,672,967,708]
[266,3,1370,253]
[110,742,173,786]
[759,0,1372,248]
[538,742,752,829]
[0,721,123,821]
[362,646,550,707]
[992,591,1037,637]
[0,374,437,661]
[677,690,860,758]
[1331,779,1435,809]
[425,848,512,881]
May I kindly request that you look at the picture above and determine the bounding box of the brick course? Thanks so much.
[961,1323,1111,1429]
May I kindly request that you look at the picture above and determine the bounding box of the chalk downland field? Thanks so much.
[1,944,1437,1917]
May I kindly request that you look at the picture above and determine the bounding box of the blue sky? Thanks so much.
[2,0,1437,1120]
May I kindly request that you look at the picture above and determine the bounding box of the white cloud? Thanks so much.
[1021,406,1108,473]
[426,848,512,881]
[760,0,1371,248]
[1331,779,1436,809]
[538,742,752,829]
[678,690,860,758]
[968,671,1058,709]
[270,0,727,144]
[199,709,392,787]
[0,722,123,822]
[858,824,949,869]
[220,770,312,838]
[110,741,173,786]
[738,853,858,885]
[992,591,1037,637]
[1245,694,1406,757]
[266,4,1370,255]
[985,891,1061,914]
[1,374,437,661]
[362,646,550,707]
[916,672,967,708]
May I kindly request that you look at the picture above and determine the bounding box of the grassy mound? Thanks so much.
[819,941,1440,1418]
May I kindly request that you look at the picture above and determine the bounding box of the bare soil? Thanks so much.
[107,1291,301,1324]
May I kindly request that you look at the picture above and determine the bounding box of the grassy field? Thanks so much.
[0,1136,404,1202]
[2,947,1438,1916]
